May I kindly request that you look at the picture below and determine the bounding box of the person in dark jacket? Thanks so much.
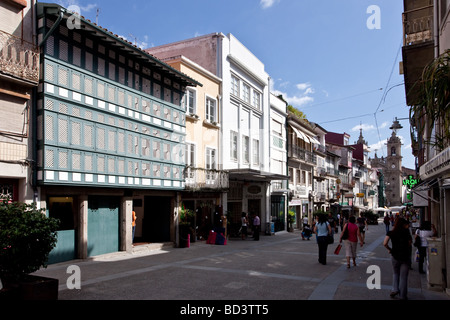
[383,218,412,300]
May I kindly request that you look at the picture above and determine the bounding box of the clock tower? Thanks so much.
[385,119,403,206]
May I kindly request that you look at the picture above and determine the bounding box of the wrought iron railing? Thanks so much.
[288,144,316,165]
[184,167,229,191]
[0,30,39,85]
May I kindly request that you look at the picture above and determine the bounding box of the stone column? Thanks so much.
[78,196,88,259]
[121,197,133,253]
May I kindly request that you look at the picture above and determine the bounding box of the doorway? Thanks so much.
[143,196,172,242]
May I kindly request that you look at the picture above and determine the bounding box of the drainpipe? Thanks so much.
[39,6,64,47]
[433,0,439,58]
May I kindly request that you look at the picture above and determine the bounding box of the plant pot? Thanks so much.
[1,275,58,300]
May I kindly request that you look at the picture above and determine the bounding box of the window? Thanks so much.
[252,91,261,110]
[206,97,217,123]
[185,143,196,167]
[243,83,250,103]
[185,143,196,179]
[230,131,238,161]
[206,147,216,181]
[243,135,250,163]
[253,139,260,165]
[231,75,240,97]
[206,148,216,170]
[186,88,196,115]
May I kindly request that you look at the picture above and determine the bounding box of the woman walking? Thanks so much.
[383,218,412,300]
[339,216,364,268]
[314,214,332,265]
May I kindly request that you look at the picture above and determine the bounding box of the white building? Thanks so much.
[146,33,288,234]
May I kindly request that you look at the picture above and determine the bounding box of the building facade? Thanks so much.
[287,112,316,226]
[402,0,450,293]
[0,0,39,203]
[36,3,199,262]
[158,54,229,242]
[147,33,288,234]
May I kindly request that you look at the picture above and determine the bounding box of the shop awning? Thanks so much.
[290,125,310,143]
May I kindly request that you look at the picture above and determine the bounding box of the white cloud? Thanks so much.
[272,79,316,108]
[260,0,280,9]
[351,123,376,132]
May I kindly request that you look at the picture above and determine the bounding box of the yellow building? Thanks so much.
[159,55,229,242]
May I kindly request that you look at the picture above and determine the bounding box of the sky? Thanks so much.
[53,0,415,169]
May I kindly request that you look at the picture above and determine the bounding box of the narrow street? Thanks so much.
[34,220,449,302]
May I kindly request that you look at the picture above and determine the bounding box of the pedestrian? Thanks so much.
[132,210,136,244]
[327,213,336,234]
[414,221,437,274]
[301,223,312,240]
[241,212,248,240]
[357,213,368,244]
[339,215,363,268]
[383,213,391,234]
[314,214,332,265]
[383,218,412,300]
[252,213,260,241]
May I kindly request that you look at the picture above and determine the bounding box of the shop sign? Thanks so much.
[247,185,262,194]
[420,146,450,180]
[356,193,365,198]
[403,175,420,189]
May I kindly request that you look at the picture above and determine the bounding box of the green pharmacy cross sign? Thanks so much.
[403,175,420,201]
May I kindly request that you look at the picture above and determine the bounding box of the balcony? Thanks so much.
[184,167,229,191]
[403,4,434,46]
[288,144,317,165]
[401,3,435,106]
[0,30,39,86]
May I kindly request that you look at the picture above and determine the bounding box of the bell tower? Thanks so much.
[385,119,403,206]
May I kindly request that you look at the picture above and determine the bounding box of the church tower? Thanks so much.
[385,119,403,206]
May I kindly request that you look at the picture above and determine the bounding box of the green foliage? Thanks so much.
[0,201,60,280]
[288,210,296,223]
[288,105,307,120]
[410,50,450,151]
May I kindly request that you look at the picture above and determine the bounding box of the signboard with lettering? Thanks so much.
[419,146,450,180]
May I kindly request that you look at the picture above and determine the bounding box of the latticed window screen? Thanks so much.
[84,124,93,147]
[59,150,68,169]
[45,149,54,168]
[58,68,68,87]
[72,153,81,171]
[108,130,115,151]
[85,155,93,171]
[45,115,54,141]
[118,160,125,174]
[97,128,105,150]
[97,157,105,172]
[73,46,81,67]
[45,63,54,81]
[98,82,105,99]
[118,132,125,153]
[58,118,68,143]
[108,158,115,173]
[164,166,170,178]
[71,122,81,145]
[153,164,160,177]
[59,40,68,62]
[72,73,81,91]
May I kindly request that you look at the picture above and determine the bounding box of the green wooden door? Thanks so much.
[88,196,119,257]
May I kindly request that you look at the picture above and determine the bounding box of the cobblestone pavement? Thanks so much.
[34,220,450,304]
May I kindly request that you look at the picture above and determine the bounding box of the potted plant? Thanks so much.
[178,204,195,248]
[0,200,60,300]
[287,210,296,232]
